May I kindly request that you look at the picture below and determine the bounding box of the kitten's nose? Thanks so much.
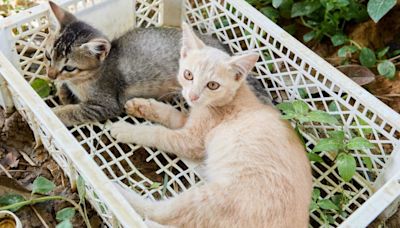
[47,67,58,79]
[189,93,199,102]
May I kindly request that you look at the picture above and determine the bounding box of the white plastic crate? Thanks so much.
[0,0,399,227]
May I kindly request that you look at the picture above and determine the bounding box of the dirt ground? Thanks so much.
[0,108,102,227]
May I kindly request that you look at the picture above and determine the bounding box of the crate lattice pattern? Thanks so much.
[2,0,400,227]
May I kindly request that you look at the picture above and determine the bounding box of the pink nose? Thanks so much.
[189,93,199,102]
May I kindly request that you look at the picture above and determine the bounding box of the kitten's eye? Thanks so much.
[45,51,51,60]
[183,70,193,80]
[207,81,220,90]
[63,65,77,72]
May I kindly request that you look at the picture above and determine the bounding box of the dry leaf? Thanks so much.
[1,152,19,169]
[19,151,36,167]
[337,65,376,86]
[0,176,31,198]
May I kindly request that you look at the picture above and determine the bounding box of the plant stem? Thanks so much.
[349,40,362,49]
[389,54,400,62]
[300,16,314,29]
[0,196,91,228]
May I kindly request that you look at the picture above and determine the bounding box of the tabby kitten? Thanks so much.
[45,2,268,126]
[110,23,312,228]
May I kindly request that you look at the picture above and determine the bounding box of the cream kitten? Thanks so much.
[110,23,312,228]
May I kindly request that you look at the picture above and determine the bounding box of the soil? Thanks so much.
[0,109,102,227]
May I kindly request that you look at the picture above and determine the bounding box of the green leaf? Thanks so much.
[359,48,376,67]
[293,100,309,115]
[272,0,283,8]
[390,49,400,57]
[312,188,320,202]
[338,45,358,58]
[77,176,86,204]
[337,153,356,182]
[376,47,390,59]
[276,102,295,114]
[303,30,317,43]
[346,1,368,21]
[215,18,229,29]
[149,182,161,189]
[331,34,348,47]
[32,176,56,195]
[362,157,373,171]
[351,117,373,135]
[260,7,280,22]
[283,24,296,35]
[377,60,396,79]
[56,207,76,222]
[306,110,339,124]
[291,0,321,17]
[30,78,51,98]
[0,193,25,212]
[307,153,323,162]
[279,0,294,18]
[312,138,343,153]
[341,211,349,218]
[328,101,339,112]
[310,201,318,212]
[298,88,308,99]
[347,137,374,150]
[331,194,343,208]
[318,199,340,211]
[281,113,296,120]
[56,220,73,228]
[262,52,275,71]
[328,130,345,142]
[294,124,306,147]
[327,214,335,224]
[367,0,396,22]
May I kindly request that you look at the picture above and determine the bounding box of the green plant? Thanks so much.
[277,100,374,182]
[293,0,368,43]
[30,78,53,98]
[367,0,396,22]
[247,0,369,43]
[338,39,398,79]
[248,0,397,42]
[310,188,350,225]
[277,100,375,225]
[0,176,91,228]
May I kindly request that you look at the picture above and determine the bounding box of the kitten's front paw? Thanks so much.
[110,121,135,143]
[125,98,158,119]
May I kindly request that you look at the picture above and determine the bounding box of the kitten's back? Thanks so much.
[113,27,228,85]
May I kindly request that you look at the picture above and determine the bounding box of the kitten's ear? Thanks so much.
[228,53,259,81]
[181,22,206,58]
[80,38,111,61]
[49,1,76,28]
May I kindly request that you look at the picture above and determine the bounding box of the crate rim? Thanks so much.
[0,0,399,227]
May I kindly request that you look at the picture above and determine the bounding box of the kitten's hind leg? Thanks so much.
[145,220,176,228]
[125,98,187,129]
[114,182,217,227]
[114,184,175,227]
